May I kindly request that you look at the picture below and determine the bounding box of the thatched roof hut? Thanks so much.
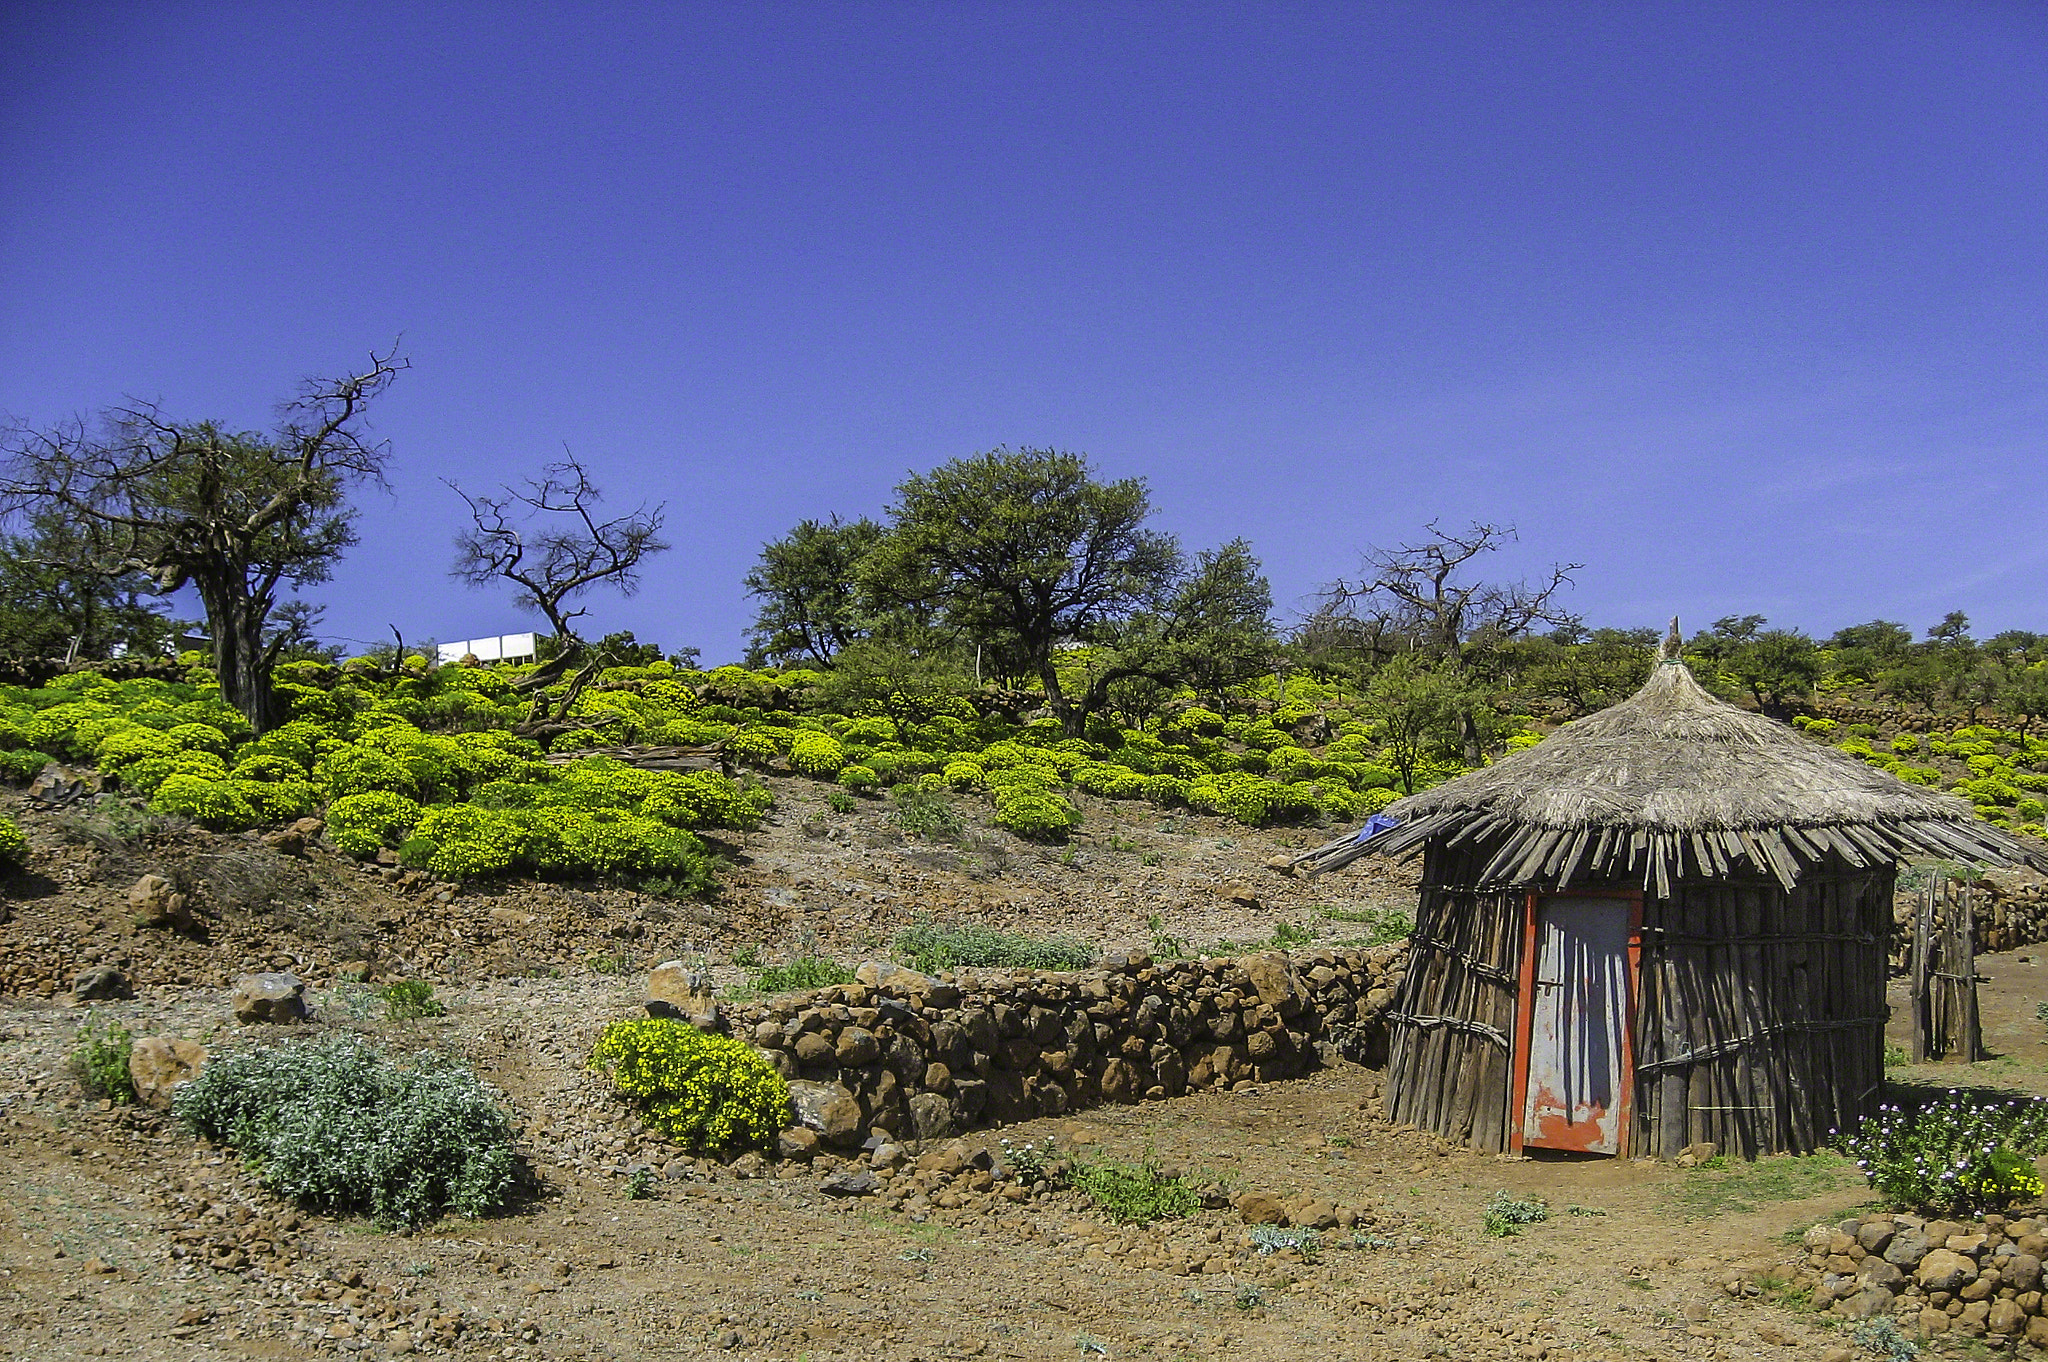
[1297,635,2048,1159]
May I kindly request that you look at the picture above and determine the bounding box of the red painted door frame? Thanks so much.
[1507,887,1644,1156]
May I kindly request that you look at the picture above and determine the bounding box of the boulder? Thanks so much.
[908,1092,954,1141]
[1219,883,1262,910]
[647,961,717,1026]
[1235,1192,1287,1226]
[128,1037,206,1109]
[2008,1252,2043,1292]
[71,965,131,1002]
[853,961,932,994]
[1884,1230,1930,1268]
[787,1080,863,1147]
[231,973,307,1024]
[835,1027,880,1067]
[1242,955,1303,1015]
[1916,1249,1975,1294]
[127,874,191,930]
[1990,1298,2027,1336]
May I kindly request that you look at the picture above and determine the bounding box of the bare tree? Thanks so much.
[1319,521,1581,657]
[1320,521,1580,762]
[449,457,668,737]
[0,346,405,733]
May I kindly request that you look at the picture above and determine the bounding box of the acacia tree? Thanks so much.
[449,457,668,737]
[0,347,405,732]
[742,515,886,668]
[0,507,177,662]
[860,447,1180,737]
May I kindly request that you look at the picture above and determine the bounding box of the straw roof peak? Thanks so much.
[1299,656,2048,892]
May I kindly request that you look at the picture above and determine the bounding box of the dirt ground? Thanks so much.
[7,778,2032,1362]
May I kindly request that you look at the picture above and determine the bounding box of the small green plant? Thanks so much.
[826,790,857,815]
[624,1165,656,1200]
[1836,1092,2048,1215]
[1482,1190,1549,1236]
[584,952,631,976]
[380,979,446,1020]
[731,944,762,969]
[1884,1042,1910,1069]
[1000,1136,1068,1188]
[2035,1000,2048,1033]
[1070,1156,1201,1225]
[1232,1283,1266,1312]
[1269,921,1313,948]
[1250,1225,1321,1258]
[174,1035,520,1228]
[1367,909,1415,946]
[589,1017,790,1152]
[1140,851,1162,866]
[1849,1316,1920,1360]
[1147,913,1190,960]
[748,955,855,993]
[890,783,965,841]
[72,1016,135,1103]
[0,814,27,868]
[895,919,1095,972]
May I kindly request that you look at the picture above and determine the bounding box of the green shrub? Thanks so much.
[0,749,51,783]
[174,1035,520,1227]
[0,815,25,868]
[150,774,260,829]
[1070,1157,1201,1225]
[588,1018,790,1152]
[894,920,1095,972]
[327,791,425,856]
[837,764,879,792]
[748,955,856,992]
[988,774,1079,839]
[381,980,445,1020]
[891,782,965,840]
[1482,1190,1549,1236]
[1836,1092,2048,1214]
[789,731,846,778]
[825,789,857,814]
[943,760,984,789]
[72,1017,135,1102]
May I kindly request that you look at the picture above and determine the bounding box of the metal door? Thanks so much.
[1521,895,1632,1154]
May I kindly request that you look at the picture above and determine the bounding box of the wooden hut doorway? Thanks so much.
[1511,892,1641,1155]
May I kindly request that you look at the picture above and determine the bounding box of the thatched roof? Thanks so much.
[1296,654,2048,896]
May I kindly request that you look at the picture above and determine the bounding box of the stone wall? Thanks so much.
[1801,1211,2048,1346]
[711,945,1408,1157]
[1889,870,2048,969]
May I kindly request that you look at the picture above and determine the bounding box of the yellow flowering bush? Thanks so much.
[588,1018,790,1152]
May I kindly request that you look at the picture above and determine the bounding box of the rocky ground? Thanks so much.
[0,772,2030,1361]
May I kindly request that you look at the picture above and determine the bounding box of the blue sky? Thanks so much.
[4,2,2045,661]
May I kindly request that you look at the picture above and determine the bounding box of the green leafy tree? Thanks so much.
[742,516,887,668]
[810,633,974,743]
[861,448,1179,737]
[1364,652,1492,794]
[0,347,405,732]
[1826,619,1912,685]
[2000,661,2048,740]
[1064,537,1276,728]
[1510,626,1656,717]
[1721,628,1823,716]
[0,509,176,660]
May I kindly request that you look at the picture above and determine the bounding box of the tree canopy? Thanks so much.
[0,346,405,732]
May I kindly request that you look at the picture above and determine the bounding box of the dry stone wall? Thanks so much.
[710,944,1408,1156]
[1889,870,2048,969]
[1801,1210,2048,1346]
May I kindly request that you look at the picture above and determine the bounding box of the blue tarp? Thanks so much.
[1351,812,1402,844]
